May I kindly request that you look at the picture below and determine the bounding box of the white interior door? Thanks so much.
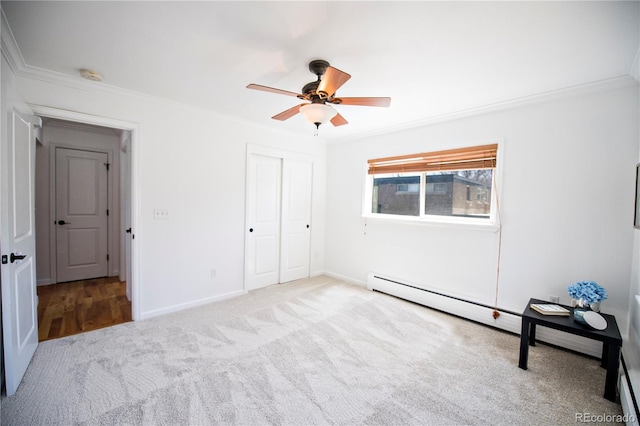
[1,105,39,396]
[245,154,282,290]
[55,148,109,283]
[280,159,312,283]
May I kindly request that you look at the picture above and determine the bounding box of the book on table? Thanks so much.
[530,303,570,316]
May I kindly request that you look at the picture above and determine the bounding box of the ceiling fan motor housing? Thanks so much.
[301,81,320,97]
[308,59,330,77]
[301,60,331,99]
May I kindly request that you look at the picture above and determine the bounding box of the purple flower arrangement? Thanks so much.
[567,281,608,304]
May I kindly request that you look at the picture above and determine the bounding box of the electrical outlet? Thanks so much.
[153,209,169,220]
[549,295,560,303]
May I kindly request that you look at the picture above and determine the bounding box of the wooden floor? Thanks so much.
[37,276,132,342]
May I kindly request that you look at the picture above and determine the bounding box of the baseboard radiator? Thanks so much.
[621,353,640,425]
[366,272,604,358]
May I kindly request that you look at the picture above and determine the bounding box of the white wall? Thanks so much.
[14,75,326,319]
[623,83,640,410]
[35,121,122,285]
[325,83,639,333]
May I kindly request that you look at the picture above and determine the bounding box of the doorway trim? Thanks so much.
[30,105,141,321]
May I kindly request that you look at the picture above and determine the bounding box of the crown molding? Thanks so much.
[10,56,311,142]
[330,74,639,145]
[1,8,24,73]
[0,10,271,132]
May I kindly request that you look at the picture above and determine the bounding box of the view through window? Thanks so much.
[368,144,497,222]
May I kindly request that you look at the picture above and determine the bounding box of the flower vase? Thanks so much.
[573,307,589,324]
[573,298,599,323]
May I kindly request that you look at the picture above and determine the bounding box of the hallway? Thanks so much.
[37,277,131,341]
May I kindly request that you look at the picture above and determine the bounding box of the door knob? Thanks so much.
[249,228,254,232]
[57,220,69,225]
[10,253,26,263]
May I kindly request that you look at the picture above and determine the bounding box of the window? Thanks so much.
[427,182,448,194]
[372,174,420,216]
[366,144,498,223]
[396,183,420,193]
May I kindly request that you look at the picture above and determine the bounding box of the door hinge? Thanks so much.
[106,254,110,261]
[104,162,110,171]
[106,209,109,216]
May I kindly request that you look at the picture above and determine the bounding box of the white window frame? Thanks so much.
[362,140,503,231]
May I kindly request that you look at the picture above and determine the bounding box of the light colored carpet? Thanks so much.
[1,275,623,425]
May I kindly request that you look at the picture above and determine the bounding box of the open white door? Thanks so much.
[279,159,312,283]
[1,103,39,396]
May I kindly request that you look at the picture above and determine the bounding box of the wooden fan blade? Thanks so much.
[317,66,351,98]
[333,97,391,107]
[247,84,302,98]
[272,103,307,121]
[330,113,348,127]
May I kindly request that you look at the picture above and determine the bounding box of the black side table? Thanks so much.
[518,298,622,402]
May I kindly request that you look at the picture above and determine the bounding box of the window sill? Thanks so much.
[362,213,500,232]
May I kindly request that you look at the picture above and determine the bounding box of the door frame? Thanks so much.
[30,105,141,321]
[244,144,314,292]
[49,144,114,284]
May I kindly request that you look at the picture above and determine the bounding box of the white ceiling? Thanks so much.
[2,1,639,141]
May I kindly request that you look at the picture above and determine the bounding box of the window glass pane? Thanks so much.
[425,170,492,219]
[372,174,420,216]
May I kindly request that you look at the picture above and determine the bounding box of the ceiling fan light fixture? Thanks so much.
[299,103,337,127]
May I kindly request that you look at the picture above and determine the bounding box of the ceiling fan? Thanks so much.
[247,59,391,133]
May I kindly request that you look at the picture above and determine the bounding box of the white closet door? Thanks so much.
[280,159,312,283]
[245,154,282,290]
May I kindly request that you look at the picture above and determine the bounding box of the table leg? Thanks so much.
[529,323,537,347]
[519,318,530,369]
[601,343,609,369]
[604,344,621,402]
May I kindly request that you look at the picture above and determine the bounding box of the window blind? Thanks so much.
[367,143,498,175]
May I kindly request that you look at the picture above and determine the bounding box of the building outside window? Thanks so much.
[367,144,498,223]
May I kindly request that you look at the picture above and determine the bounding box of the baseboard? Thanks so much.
[139,289,246,320]
[37,278,52,286]
[319,271,367,288]
[363,271,603,357]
